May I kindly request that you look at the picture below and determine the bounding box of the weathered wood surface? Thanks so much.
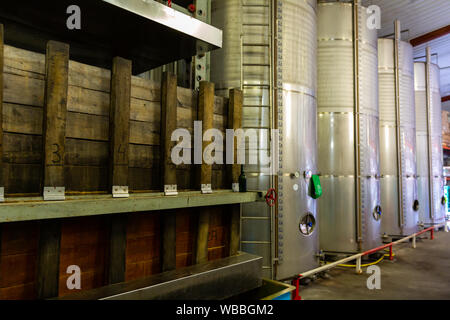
[2,44,228,194]
[36,219,61,299]
[109,57,131,189]
[43,41,69,189]
[160,72,177,188]
[0,24,4,189]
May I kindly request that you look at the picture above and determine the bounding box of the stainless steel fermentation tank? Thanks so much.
[414,48,446,226]
[317,1,382,253]
[211,0,319,280]
[378,22,419,237]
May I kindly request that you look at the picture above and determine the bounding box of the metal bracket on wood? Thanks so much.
[201,184,212,194]
[112,186,129,198]
[164,184,178,196]
[43,187,65,201]
[0,187,4,202]
[232,183,239,193]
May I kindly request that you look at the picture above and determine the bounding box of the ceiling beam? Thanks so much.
[410,25,450,47]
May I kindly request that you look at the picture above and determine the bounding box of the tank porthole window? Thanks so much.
[299,213,316,236]
[373,205,382,221]
[413,200,420,212]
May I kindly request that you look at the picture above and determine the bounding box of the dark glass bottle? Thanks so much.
[239,166,247,192]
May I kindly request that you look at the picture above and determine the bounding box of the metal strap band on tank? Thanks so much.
[425,47,434,220]
[352,0,363,250]
[394,20,405,228]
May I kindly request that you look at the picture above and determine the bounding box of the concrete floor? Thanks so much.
[301,226,450,300]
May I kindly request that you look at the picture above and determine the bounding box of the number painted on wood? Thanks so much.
[52,143,62,164]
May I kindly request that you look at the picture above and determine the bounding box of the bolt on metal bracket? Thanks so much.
[112,186,129,198]
[44,187,65,201]
[201,184,213,194]
[164,184,178,196]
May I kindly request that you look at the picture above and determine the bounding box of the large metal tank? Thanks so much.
[317,1,382,253]
[378,32,419,237]
[211,0,319,280]
[414,49,446,226]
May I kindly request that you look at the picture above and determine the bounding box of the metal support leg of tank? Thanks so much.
[355,256,362,274]
[291,277,301,301]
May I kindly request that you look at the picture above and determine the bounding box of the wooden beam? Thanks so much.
[229,204,240,256]
[227,88,243,191]
[0,191,261,223]
[108,214,127,284]
[43,41,69,201]
[161,211,176,272]
[410,25,450,47]
[161,72,178,194]
[443,96,450,103]
[160,72,178,272]
[110,57,131,198]
[36,220,61,299]
[0,24,4,199]
[198,81,215,192]
[195,81,215,265]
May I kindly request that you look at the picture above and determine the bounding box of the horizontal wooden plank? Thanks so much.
[176,253,193,269]
[65,139,109,167]
[0,221,39,256]
[131,98,160,122]
[60,217,110,249]
[0,282,36,300]
[69,60,111,93]
[64,166,108,192]
[0,191,260,223]
[0,253,37,288]
[66,112,109,141]
[126,213,160,239]
[129,168,160,191]
[129,144,159,168]
[3,103,42,135]
[3,133,43,164]
[131,77,159,101]
[4,163,41,194]
[4,45,45,75]
[68,86,110,116]
[130,121,159,145]
[3,73,44,107]
[125,260,160,282]
[126,236,160,263]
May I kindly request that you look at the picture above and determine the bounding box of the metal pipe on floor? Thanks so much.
[299,223,445,278]
[292,223,446,300]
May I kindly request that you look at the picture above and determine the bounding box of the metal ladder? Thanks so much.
[239,0,275,279]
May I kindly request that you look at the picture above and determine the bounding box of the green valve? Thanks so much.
[311,175,322,199]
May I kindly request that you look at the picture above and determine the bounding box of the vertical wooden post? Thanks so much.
[0,24,4,202]
[160,72,178,272]
[198,81,214,193]
[110,57,131,198]
[108,215,127,284]
[227,89,243,256]
[37,40,69,299]
[161,212,176,272]
[42,41,69,201]
[36,220,61,299]
[227,89,243,190]
[195,81,215,264]
[161,72,178,195]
